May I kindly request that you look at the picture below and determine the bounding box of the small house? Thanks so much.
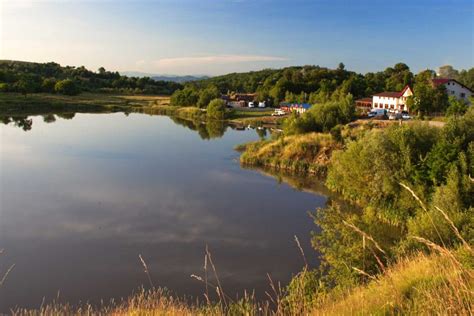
[355,97,373,113]
[432,78,473,104]
[221,93,258,107]
[372,85,413,112]
[281,103,312,114]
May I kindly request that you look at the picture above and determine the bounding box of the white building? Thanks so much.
[432,78,473,104]
[372,85,413,112]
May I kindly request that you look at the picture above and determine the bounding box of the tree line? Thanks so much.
[171,62,473,115]
[0,60,182,96]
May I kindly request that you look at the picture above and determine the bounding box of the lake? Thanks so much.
[0,113,327,311]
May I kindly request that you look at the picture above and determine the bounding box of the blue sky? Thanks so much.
[1,0,473,75]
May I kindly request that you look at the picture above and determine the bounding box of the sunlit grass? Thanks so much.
[239,132,341,175]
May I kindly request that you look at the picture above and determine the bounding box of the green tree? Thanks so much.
[206,98,226,120]
[54,79,79,95]
[170,86,199,106]
[446,96,468,117]
[41,78,57,93]
[15,79,35,96]
[197,85,220,108]
[407,70,448,115]
[0,82,9,92]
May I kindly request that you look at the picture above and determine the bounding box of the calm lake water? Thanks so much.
[0,113,327,311]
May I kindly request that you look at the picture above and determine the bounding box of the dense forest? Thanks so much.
[0,60,182,95]
[173,63,474,111]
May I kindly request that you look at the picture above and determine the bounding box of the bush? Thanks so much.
[197,85,220,108]
[206,98,226,120]
[170,86,199,106]
[54,79,79,95]
[320,114,473,286]
[283,95,355,135]
[446,96,468,117]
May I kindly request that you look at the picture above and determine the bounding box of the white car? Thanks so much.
[272,109,286,116]
[388,112,402,120]
[258,101,266,108]
[401,111,411,120]
[248,102,255,108]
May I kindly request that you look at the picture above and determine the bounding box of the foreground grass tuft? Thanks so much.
[313,248,473,315]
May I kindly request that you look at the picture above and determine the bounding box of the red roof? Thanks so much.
[374,85,412,98]
[432,78,451,86]
[374,91,402,97]
[356,97,372,103]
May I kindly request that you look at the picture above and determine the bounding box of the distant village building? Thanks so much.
[355,98,373,113]
[432,78,473,104]
[280,102,312,114]
[356,85,413,113]
[221,93,257,107]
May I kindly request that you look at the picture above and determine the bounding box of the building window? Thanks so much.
[460,93,466,98]
[451,91,455,95]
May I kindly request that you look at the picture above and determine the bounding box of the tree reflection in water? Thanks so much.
[1,116,33,131]
[1,111,268,143]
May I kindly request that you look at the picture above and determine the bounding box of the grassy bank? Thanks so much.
[11,247,472,315]
[237,132,341,176]
[227,108,282,126]
[143,105,281,126]
[138,104,206,121]
[0,93,280,126]
[0,93,170,116]
[312,247,473,315]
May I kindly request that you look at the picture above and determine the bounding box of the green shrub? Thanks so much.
[283,94,355,135]
[54,79,79,95]
[206,98,226,120]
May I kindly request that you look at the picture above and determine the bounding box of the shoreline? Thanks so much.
[0,93,282,126]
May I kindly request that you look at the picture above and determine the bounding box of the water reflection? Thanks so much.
[169,116,228,140]
[0,113,323,312]
[0,112,269,141]
[244,166,332,197]
[0,116,33,131]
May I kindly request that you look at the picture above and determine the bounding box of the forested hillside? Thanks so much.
[175,63,473,108]
[0,60,182,95]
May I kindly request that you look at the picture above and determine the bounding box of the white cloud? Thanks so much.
[154,54,288,67]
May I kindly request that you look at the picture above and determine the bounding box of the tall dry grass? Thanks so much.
[239,132,341,175]
[5,185,474,315]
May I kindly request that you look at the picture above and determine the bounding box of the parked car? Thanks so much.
[248,102,255,108]
[258,101,266,108]
[368,108,387,119]
[401,111,411,120]
[388,112,402,120]
[272,109,286,116]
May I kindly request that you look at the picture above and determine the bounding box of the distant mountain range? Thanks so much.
[119,71,209,83]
